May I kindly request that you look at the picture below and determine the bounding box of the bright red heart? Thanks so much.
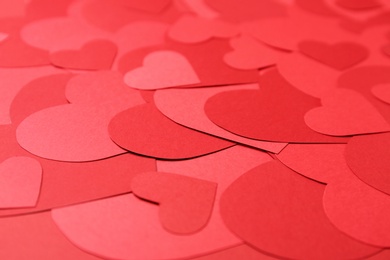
[220,160,380,259]
[124,50,200,89]
[132,171,217,234]
[50,40,117,70]
[346,133,390,195]
[305,88,390,136]
[204,68,347,143]
[298,41,369,70]
[108,103,234,159]
[0,157,42,208]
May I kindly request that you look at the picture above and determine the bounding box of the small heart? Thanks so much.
[336,0,382,10]
[108,103,234,159]
[131,171,217,234]
[0,157,42,208]
[204,68,346,143]
[372,84,390,104]
[124,50,200,90]
[224,35,287,70]
[305,88,390,136]
[168,15,238,44]
[298,41,368,70]
[50,40,117,70]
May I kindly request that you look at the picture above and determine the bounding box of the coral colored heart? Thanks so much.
[298,41,368,70]
[124,51,200,90]
[0,157,42,208]
[168,15,238,43]
[336,0,382,10]
[131,172,217,234]
[50,40,117,70]
[305,88,390,136]
[372,84,390,104]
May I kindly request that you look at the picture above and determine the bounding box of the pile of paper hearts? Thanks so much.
[1,0,390,259]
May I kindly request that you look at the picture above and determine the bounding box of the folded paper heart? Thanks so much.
[132,171,217,234]
[298,41,368,70]
[304,88,390,136]
[124,50,200,89]
[0,157,42,208]
[50,40,117,70]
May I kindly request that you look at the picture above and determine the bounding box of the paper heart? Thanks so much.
[0,36,50,67]
[372,84,390,104]
[204,68,347,143]
[305,88,390,136]
[224,35,287,70]
[346,133,390,195]
[16,104,126,162]
[168,15,238,43]
[336,0,382,10]
[220,160,379,259]
[132,172,217,234]
[0,157,42,208]
[50,40,117,70]
[124,50,200,89]
[298,41,368,70]
[108,103,234,159]
[154,84,287,153]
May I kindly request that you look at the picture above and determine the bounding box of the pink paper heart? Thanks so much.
[50,40,117,70]
[0,157,42,208]
[132,171,217,234]
[124,50,200,90]
[305,88,390,136]
[168,15,238,43]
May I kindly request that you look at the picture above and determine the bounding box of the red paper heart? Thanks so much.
[220,160,379,259]
[204,68,347,143]
[298,41,368,70]
[108,103,234,159]
[124,50,200,89]
[168,15,238,44]
[346,133,390,195]
[50,40,117,70]
[0,35,49,67]
[132,171,217,234]
[224,35,288,70]
[305,88,390,136]
[0,157,42,208]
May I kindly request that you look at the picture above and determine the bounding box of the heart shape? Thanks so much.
[124,50,200,90]
[346,133,390,195]
[298,41,368,70]
[131,172,217,234]
[305,88,390,136]
[204,68,346,143]
[220,160,379,259]
[0,157,42,208]
[168,15,238,44]
[224,35,287,70]
[50,40,117,70]
[108,103,234,159]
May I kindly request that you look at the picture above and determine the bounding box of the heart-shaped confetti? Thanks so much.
[50,40,117,70]
[132,171,217,234]
[0,157,42,208]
